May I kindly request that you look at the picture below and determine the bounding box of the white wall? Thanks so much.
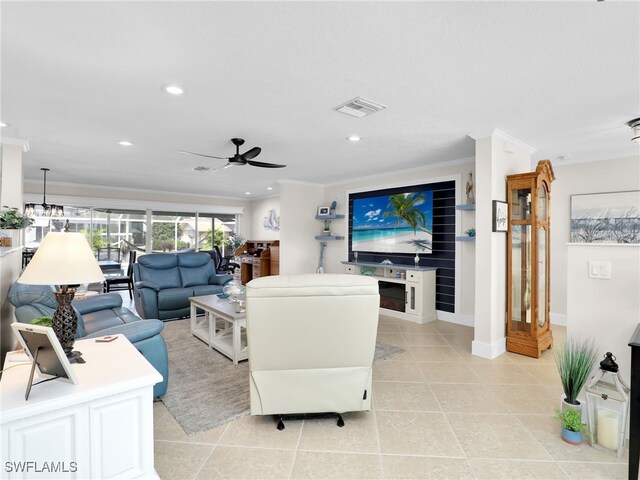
[279,181,323,275]
[550,156,640,322]
[473,133,532,358]
[0,140,27,363]
[567,244,639,386]
[248,196,280,240]
[321,159,476,319]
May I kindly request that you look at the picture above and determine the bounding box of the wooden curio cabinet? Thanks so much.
[506,160,555,358]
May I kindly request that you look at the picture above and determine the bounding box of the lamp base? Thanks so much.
[52,287,78,356]
[67,350,85,364]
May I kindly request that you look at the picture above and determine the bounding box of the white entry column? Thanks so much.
[469,130,534,359]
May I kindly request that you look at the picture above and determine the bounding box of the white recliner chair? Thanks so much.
[245,274,379,429]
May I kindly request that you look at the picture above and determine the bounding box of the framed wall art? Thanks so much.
[570,190,640,244]
[492,200,508,232]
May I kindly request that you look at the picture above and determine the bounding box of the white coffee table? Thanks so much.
[189,294,247,365]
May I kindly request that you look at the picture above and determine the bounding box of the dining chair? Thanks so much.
[104,250,137,299]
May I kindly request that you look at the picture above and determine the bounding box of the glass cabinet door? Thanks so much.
[537,184,547,221]
[511,188,532,221]
[537,227,547,328]
[511,224,532,332]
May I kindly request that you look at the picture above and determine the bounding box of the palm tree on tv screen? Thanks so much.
[382,193,429,234]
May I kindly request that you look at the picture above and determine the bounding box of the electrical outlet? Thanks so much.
[588,261,611,280]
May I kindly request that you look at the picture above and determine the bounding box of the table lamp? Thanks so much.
[18,232,104,361]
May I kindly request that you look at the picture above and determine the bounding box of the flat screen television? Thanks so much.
[352,190,433,254]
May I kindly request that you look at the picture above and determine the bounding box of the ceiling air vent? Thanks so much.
[334,97,387,118]
[192,166,210,172]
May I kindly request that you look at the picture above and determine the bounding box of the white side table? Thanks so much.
[0,335,162,479]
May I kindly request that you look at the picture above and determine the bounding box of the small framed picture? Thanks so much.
[317,206,330,216]
[493,200,508,232]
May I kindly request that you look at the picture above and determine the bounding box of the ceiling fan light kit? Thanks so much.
[180,137,286,169]
[628,117,640,143]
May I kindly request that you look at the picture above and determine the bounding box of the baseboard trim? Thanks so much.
[550,313,567,326]
[472,337,506,359]
[436,311,474,327]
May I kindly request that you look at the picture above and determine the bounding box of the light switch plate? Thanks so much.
[588,261,611,279]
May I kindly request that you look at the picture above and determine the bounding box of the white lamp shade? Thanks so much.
[18,232,105,285]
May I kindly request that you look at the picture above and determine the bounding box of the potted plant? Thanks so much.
[556,407,590,445]
[0,207,34,229]
[0,207,33,247]
[554,338,599,411]
[30,316,53,328]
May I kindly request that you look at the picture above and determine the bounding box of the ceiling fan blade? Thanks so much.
[179,150,228,160]
[241,147,261,160]
[247,160,286,168]
[210,163,233,172]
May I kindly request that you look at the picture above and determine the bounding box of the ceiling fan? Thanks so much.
[180,138,286,169]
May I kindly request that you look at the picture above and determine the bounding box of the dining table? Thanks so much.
[98,260,122,274]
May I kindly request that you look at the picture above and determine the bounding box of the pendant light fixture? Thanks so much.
[24,168,64,217]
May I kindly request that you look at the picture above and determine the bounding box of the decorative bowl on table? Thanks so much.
[223,279,246,307]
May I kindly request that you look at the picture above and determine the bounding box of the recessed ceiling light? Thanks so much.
[267,187,273,191]
[162,84,185,95]
[0,122,9,127]
[245,192,251,195]
[347,135,361,142]
[118,140,134,146]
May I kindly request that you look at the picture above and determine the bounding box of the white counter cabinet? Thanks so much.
[0,335,162,479]
[342,261,436,324]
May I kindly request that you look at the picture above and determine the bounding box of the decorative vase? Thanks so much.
[561,396,583,416]
[560,427,583,445]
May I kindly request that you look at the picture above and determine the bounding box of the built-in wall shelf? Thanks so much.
[315,213,344,241]
[455,236,475,242]
[455,204,476,211]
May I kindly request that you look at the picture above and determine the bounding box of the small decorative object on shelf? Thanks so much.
[360,266,376,276]
[330,199,337,215]
[465,172,475,205]
[323,220,331,234]
[380,259,393,265]
[354,251,358,262]
[317,206,330,217]
[0,207,34,230]
[414,253,420,267]
[585,352,630,457]
[466,228,476,237]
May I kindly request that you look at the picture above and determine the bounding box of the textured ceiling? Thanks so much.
[2,1,638,199]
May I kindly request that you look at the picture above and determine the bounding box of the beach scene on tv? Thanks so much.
[352,191,433,254]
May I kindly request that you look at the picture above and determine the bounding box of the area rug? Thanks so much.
[160,319,404,436]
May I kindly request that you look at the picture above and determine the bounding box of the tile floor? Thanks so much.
[150,314,629,480]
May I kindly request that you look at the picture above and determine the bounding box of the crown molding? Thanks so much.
[1,137,30,152]
[468,128,536,154]
[278,179,324,187]
[324,156,475,188]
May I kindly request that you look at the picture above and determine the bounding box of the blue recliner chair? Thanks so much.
[133,251,233,320]
[8,283,169,397]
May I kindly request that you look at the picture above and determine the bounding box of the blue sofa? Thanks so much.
[133,252,233,320]
[8,283,169,397]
